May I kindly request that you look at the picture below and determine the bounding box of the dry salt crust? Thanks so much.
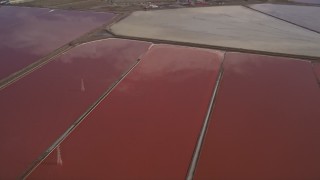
[111,6,320,57]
